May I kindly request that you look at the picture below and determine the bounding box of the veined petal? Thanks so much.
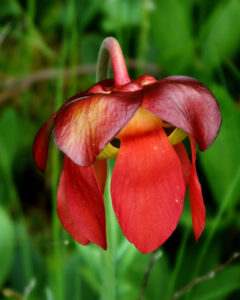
[142,76,221,150]
[189,136,206,241]
[57,170,90,245]
[54,91,143,167]
[111,128,185,254]
[174,142,191,189]
[63,156,107,249]
[33,117,55,172]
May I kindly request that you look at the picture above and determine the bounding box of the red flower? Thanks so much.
[33,37,221,253]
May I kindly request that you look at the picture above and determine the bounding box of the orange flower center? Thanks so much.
[117,107,163,139]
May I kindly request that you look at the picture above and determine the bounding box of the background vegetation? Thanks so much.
[0,0,240,299]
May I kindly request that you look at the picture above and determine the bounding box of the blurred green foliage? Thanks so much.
[0,0,240,299]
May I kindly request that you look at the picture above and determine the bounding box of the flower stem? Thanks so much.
[96,39,119,299]
[51,148,63,300]
[101,161,116,300]
[96,37,130,86]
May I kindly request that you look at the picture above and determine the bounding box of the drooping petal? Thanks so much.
[63,156,107,249]
[189,136,206,241]
[142,76,221,150]
[33,117,55,172]
[111,128,185,254]
[174,142,192,189]
[57,170,90,245]
[92,159,107,194]
[54,91,143,166]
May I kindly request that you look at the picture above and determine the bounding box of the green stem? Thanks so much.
[137,0,150,76]
[185,166,240,299]
[167,229,190,298]
[96,39,119,300]
[102,162,116,300]
[51,148,63,300]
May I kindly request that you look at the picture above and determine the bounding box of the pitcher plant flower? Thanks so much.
[33,37,221,254]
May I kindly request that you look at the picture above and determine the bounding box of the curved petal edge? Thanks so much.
[33,118,54,172]
[189,137,206,241]
[142,76,221,151]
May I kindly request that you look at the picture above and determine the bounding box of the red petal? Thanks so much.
[111,128,185,253]
[57,170,90,245]
[54,91,142,166]
[189,136,206,241]
[63,156,107,249]
[92,160,107,194]
[174,142,191,189]
[33,117,54,172]
[142,76,221,150]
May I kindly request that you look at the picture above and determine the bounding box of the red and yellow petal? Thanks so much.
[57,170,90,245]
[111,128,185,254]
[60,156,107,249]
[54,91,143,167]
[189,136,206,242]
[142,76,221,151]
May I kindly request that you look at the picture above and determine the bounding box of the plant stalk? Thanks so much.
[96,40,118,300]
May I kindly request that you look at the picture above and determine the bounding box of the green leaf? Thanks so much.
[150,0,194,73]
[0,107,20,169]
[101,0,141,31]
[81,34,104,64]
[145,251,170,300]
[0,207,15,288]
[117,240,139,277]
[199,84,240,206]
[76,243,102,281]
[0,107,34,171]
[0,0,21,18]
[200,0,240,69]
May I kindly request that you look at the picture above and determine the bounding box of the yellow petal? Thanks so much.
[97,143,119,159]
[168,128,187,146]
